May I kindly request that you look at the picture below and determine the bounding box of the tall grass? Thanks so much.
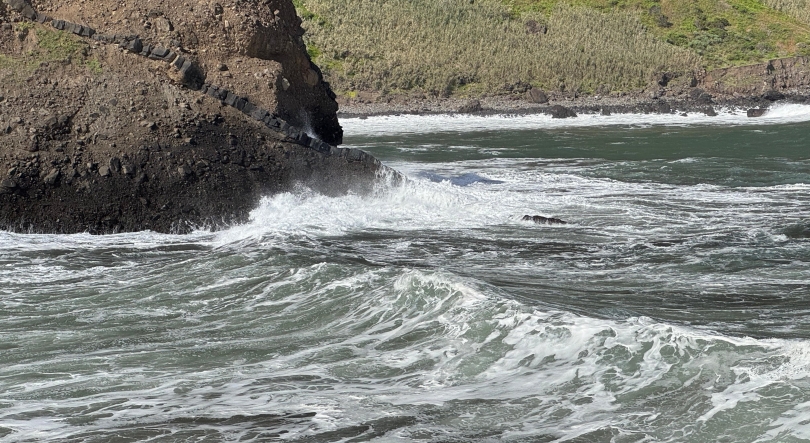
[764,0,810,25]
[298,1,700,96]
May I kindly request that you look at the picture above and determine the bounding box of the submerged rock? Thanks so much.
[522,215,567,225]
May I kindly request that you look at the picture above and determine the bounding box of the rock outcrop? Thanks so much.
[522,215,567,225]
[0,0,390,233]
[700,56,810,97]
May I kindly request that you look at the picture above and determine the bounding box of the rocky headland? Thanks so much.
[0,0,387,234]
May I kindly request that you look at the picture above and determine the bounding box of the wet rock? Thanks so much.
[763,90,786,101]
[522,215,567,225]
[548,105,577,119]
[747,108,767,118]
[526,88,549,104]
[704,107,717,117]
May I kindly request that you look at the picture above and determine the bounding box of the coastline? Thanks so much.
[335,88,810,119]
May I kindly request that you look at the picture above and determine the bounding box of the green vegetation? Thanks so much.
[765,0,810,25]
[0,26,95,77]
[293,0,810,97]
[86,58,103,74]
[296,0,699,96]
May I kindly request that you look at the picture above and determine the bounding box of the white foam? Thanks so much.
[341,103,810,136]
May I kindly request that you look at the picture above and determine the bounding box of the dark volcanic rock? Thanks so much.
[522,215,567,225]
[689,88,714,104]
[548,105,577,119]
[763,90,786,101]
[747,108,767,117]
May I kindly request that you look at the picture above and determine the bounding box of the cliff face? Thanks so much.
[700,57,810,96]
[0,0,385,234]
[22,0,342,144]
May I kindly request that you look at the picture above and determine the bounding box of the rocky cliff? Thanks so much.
[700,56,810,96]
[0,0,386,234]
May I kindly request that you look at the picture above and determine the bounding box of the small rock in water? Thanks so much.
[522,215,567,225]
[548,105,577,119]
[747,108,767,118]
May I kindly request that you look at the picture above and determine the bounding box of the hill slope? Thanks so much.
[294,0,810,98]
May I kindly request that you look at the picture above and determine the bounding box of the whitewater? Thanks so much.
[3,104,810,441]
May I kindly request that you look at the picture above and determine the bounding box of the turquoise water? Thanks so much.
[2,108,810,441]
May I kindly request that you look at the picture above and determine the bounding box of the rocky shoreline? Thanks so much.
[337,55,810,118]
[336,88,807,119]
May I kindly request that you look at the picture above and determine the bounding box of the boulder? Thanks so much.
[43,169,60,186]
[148,46,169,60]
[763,89,786,101]
[126,38,143,53]
[109,157,121,173]
[153,17,173,33]
[689,88,713,104]
[522,215,567,225]
[526,88,549,104]
[548,105,577,119]
[5,0,36,19]
[747,108,767,118]
[0,178,17,193]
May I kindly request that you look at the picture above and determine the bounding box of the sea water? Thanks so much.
[2,105,810,441]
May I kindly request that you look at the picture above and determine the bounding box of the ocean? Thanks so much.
[3,105,810,441]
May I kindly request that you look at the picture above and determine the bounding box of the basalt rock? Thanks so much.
[523,215,567,225]
[547,105,577,119]
[747,108,767,118]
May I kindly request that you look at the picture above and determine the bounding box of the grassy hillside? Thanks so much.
[294,0,810,97]
[765,0,810,26]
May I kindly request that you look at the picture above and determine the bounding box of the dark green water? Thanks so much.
[2,110,810,442]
